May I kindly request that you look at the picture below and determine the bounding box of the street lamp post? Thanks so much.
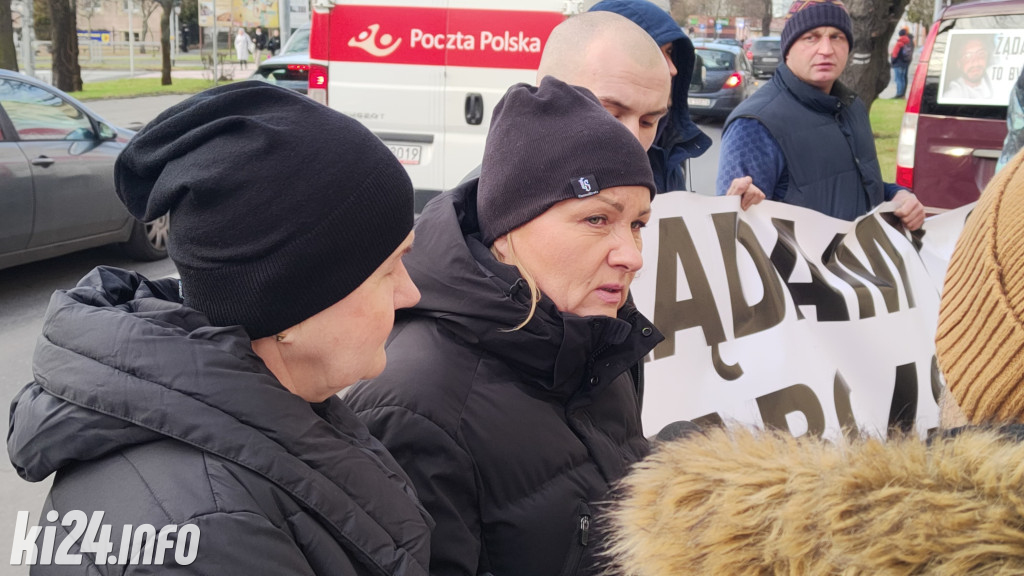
[128,0,135,77]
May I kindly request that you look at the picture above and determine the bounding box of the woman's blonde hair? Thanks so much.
[490,232,541,330]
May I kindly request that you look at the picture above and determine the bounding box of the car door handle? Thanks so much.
[31,156,55,167]
[465,93,483,125]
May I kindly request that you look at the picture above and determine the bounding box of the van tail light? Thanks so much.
[723,72,743,89]
[309,64,328,106]
[895,20,940,190]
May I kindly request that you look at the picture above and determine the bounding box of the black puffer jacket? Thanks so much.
[344,181,664,576]
[8,266,432,575]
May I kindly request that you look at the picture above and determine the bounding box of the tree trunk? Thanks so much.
[159,0,171,84]
[762,0,772,37]
[841,0,911,109]
[0,0,19,71]
[48,0,80,91]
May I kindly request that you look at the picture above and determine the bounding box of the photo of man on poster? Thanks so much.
[945,34,994,100]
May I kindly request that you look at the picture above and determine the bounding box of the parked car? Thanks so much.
[687,43,757,120]
[896,0,1024,211]
[749,36,782,78]
[0,69,168,271]
[250,25,311,93]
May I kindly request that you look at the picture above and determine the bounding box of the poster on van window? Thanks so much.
[938,29,1024,106]
[630,193,975,441]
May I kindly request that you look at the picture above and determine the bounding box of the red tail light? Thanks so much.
[287,64,310,72]
[895,20,941,189]
[309,64,328,106]
[723,72,743,89]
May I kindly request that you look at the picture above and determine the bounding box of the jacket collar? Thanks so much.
[775,63,857,115]
[8,266,432,575]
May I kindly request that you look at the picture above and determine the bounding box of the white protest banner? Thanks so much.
[632,193,973,441]
[938,29,1024,106]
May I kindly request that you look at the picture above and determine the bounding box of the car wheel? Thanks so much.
[121,214,170,261]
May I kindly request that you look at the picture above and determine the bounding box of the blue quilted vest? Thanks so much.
[724,64,884,221]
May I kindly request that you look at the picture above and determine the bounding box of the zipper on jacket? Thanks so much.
[558,502,591,576]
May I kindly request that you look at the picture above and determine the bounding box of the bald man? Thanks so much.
[537,11,671,151]
[538,10,763,208]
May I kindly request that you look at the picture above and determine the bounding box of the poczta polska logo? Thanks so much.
[10,511,200,566]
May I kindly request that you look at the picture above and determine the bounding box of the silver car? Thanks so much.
[0,69,168,271]
[250,26,311,94]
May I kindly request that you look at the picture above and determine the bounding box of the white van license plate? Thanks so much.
[688,98,712,107]
[388,144,422,165]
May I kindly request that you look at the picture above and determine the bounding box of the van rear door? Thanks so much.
[911,9,1024,210]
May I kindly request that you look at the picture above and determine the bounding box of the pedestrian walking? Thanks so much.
[7,82,431,575]
[891,28,913,98]
[253,26,267,62]
[267,29,281,56]
[234,28,254,70]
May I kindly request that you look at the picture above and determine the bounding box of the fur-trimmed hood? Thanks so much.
[607,426,1024,575]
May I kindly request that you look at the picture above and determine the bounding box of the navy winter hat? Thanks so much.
[477,76,656,246]
[115,81,414,339]
[780,0,854,57]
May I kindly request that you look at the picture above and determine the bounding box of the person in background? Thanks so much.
[267,28,281,56]
[234,28,254,70]
[716,0,925,230]
[8,82,432,575]
[601,146,1024,576]
[253,26,267,63]
[537,7,762,208]
[890,27,912,98]
[589,0,712,194]
[345,77,663,576]
[997,65,1024,172]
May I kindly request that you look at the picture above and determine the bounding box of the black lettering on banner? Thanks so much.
[993,66,1004,81]
[756,384,825,438]
[693,412,725,430]
[854,216,917,313]
[833,371,859,439]
[652,217,727,358]
[712,213,786,337]
[771,219,850,321]
[822,234,877,319]
[888,362,918,437]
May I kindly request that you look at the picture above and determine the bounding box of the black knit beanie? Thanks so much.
[477,76,656,246]
[115,81,414,339]
[780,0,854,57]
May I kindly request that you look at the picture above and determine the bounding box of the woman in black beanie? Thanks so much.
[345,76,663,576]
[8,82,431,575]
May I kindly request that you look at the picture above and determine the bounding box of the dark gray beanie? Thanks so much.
[477,76,656,246]
[115,81,414,339]
[780,0,854,57]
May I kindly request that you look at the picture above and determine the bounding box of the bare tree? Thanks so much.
[77,0,100,34]
[137,0,158,52]
[840,0,911,109]
[49,0,81,91]
[904,0,932,28]
[156,0,172,84]
[1,0,19,70]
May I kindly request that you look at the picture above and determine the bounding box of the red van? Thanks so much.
[896,0,1024,211]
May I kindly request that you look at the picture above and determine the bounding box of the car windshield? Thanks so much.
[283,28,310,54]
[696,48,734,71]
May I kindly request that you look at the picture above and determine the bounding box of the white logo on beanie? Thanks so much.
[573,174,600,198]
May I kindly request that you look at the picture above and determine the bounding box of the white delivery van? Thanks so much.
[308,0,577,210]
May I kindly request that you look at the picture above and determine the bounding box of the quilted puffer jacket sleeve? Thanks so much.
[354,405,483,576]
